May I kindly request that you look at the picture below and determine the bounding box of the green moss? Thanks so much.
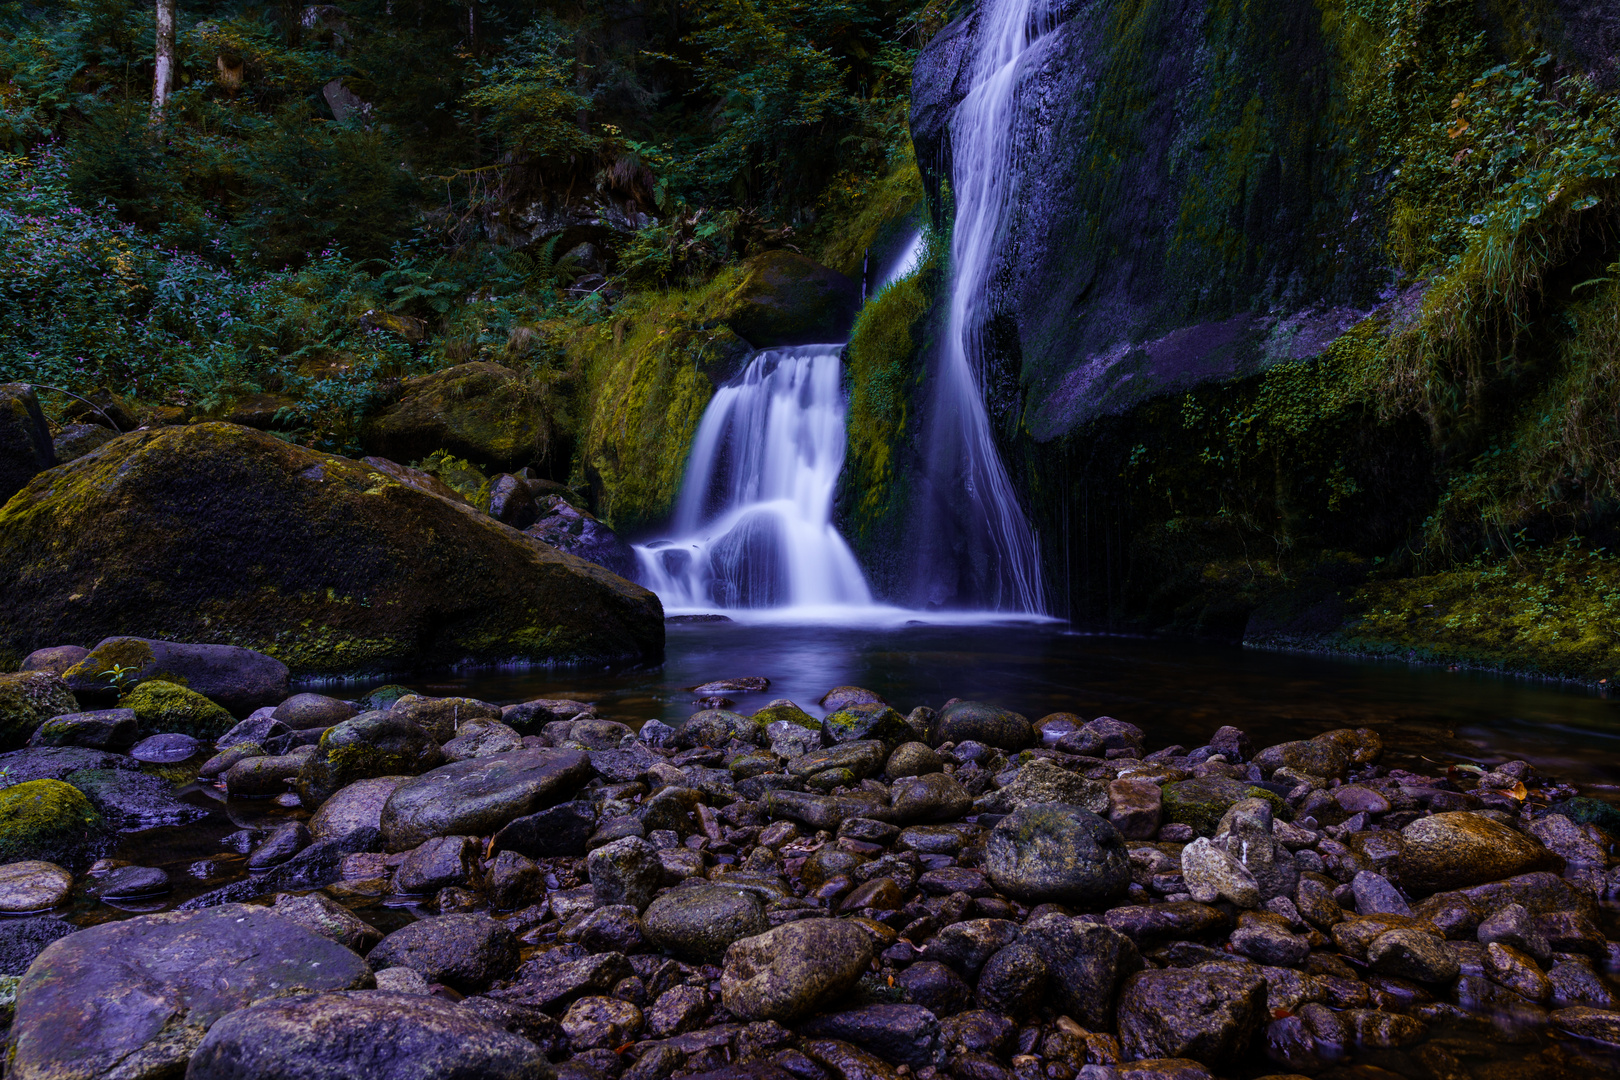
[750,701,820,732]
[568,269,754,532]
[1336,540,1620,680]
[415,450,493,509]
[807,147,926,279]
[358,684,415,711]
[120,680,235,740]
[0,672,79,752]
[0,779,107,865]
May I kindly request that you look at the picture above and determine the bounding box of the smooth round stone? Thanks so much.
[1033,713,1084,745]
[20,646,90,678]
[0,861,73,913]
[719,918,875,1022]
[886,742,945,779]
[129,732,201,763]
[895,825,969,855]
[930,701,1032,751]
[271,693,356,731]
[1397,811,1557,893]
[819,686,886,712]
[95,865,171,900]
[643,884,769,964]
[984,802,1130,905]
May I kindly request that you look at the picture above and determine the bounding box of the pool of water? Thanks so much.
[408,620,1620,792]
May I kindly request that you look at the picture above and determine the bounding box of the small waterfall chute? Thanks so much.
[634,345,875,614]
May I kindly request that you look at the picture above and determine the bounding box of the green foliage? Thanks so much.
[1346,538,1620,679]
[463,21,594,163]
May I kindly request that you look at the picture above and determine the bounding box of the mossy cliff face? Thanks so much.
[0,423,664,677]
[868,0,1620,677]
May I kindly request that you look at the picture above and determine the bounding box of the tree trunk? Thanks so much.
[152,0,177,120]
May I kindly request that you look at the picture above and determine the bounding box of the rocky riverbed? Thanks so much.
[0,641,1618,1080]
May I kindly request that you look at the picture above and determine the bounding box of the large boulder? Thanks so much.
[380,747,594,851]
[187,990,549,1080]
[726,251,862,347]
[643,883,770,964]
[0,423,663,677]
[8,904,373,1080]
[63,637,288,713]
[0,671,78,752]
[984,802,1130,906]
[930,701,1032,750]
[361,362,554,473]
[0,383,53,506]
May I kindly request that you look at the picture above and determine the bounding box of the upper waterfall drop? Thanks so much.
[914,0,1051,614]
[634,345,874,613]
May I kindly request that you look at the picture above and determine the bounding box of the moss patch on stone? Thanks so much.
[0,779,108,866]
[121,680,234,740]
[0,672,79,752]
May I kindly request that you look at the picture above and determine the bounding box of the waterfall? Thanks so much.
[634,346,874,612]
[915,0,1050,613]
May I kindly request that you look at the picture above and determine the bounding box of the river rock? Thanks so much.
[397,835,477,894]
[977,757,1108,815]
[272,892,383,952]
[119,680,234,739]
[0,861,72,913]
[525,497,639,579]
[885,742,944,779]
[492,800,597,858]
[0,424,662,678]
[588,836,663,910]
[984,802,1130,905]
[1116,967,1268,1066]
[0,917,75,975]
[26,709,137,751]
[296,712,445,808]
[309,775,411,840]
[1107,777,1163,839]
[380,747,593,851]
[720,918,875,1022]
[890,772,974,822]
[502,697,598,731]
[0,779,108,866]
[247,821,311,869]
[1161,777,1274,837]
[443,719,523,761]
[0,672,78,753]
[93,864,170,900]
[217,713,291,750]
[19,646,90,678]
[0,382,53,502]
[766,790,893,831]
[225,750,310,799]
[1397,811,1557,893]
[643,883,770,963]
[1213,798,1297,901]
[976,943,1049,1017]
[680,709,760,748]
[188,989,549,1080]
[391,695,502,743]
[926,919,1022,981]
[368,913,519,993]
[8,904,372,1080]
[63,637,289,714]
[801,1004,945,1068]
[1022,912,1143,1029]
[1366,927,1460,982]
[58,766,207,830]
[1253,735,1350,780]
[824,702,907,746]
[272,693,355,731]
[128,731,202,763]
[894,961,971,1016]
[930,701,1032,750]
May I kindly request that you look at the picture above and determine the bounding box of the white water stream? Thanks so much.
[922,0,1052,613]
[633,0,1054,620]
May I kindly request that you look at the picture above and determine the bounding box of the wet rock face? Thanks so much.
[909,2,1387,440]
[380,747,594,851]
[9,905,372,1080]
[360,361,555,474]
[188,990,550,1080]
[725,251,863,347]
[0,423,663,678]
[0,382,54,504]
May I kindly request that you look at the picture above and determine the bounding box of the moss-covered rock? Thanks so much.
[120,680,235,740]
[0,384,53,506]
[726,251,862,348]
[1161,778,1287,837]
[361,362,560,474]
[0,779,108,867]
[0,422,663,678]
[64,637,289,713]
[0,673,78,753]
[750,701,820,732]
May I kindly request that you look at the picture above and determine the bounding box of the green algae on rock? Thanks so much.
[361,362,560,474]
[0,423,663,678]
[0,779,108,867]
[119,680,235,740]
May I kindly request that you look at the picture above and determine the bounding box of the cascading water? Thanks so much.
[634,345,873,612]
[914,0,1051,613]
